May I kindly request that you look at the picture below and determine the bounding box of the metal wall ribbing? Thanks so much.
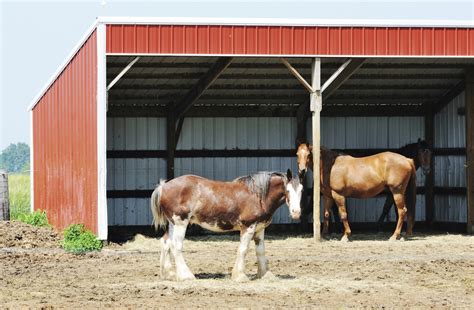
[434,91,467,223]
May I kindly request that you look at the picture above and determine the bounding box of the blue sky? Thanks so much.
[1,0,473,150]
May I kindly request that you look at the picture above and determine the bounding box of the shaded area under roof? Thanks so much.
[106,56,472,117]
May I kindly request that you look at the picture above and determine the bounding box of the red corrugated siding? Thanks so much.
[106,24,474,56]
[33,31,98,234]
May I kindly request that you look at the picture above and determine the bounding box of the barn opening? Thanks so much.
[105,55,470,239]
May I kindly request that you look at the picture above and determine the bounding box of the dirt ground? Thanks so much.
[1,222,473,308]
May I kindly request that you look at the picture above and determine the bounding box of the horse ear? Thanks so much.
[287,169,292,180]
[308,144,313,151]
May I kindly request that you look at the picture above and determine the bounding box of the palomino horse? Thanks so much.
[150,170,302,281]
[296,144,416,241]
[377,139,432,226]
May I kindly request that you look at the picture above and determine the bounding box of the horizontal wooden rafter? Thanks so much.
[108,147,463,159]
[107,72,465,81]
[108,83,456,91]
[107,186,467,199]
[107,61,471,70]
[107,104,425,117]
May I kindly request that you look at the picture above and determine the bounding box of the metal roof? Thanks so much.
[107,56,473,115]
[99,17,474,28]
[29,17,474,111]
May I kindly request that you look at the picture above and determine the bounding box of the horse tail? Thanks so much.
[405,162,417,234]
[151,180,167,231]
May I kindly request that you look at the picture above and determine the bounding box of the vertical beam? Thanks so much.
[0,170,10,221]
[29,111,34,213]
[466,70,474,234]
[166,109,176,179]
[311,58,322,241]
[96,22,108,240]
[175,116,185,149]
[424,105,435,227]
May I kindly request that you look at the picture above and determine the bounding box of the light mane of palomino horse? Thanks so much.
[377,139,432,226]
[150,170,302,282]
[296,143,416,241]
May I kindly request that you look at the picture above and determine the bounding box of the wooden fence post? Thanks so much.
[0,170,10,221]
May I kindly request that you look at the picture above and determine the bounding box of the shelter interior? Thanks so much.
[105,56,472,233]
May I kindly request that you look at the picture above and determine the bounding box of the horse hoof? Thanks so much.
[388,236,398,242]
[340,235,350,242]
[176,272,196,281]
[161,270,176,281]
[261,271,277,281]
[232,273,250,282]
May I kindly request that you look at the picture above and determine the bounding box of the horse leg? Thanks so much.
[322,196,334,237]
[389,192,407,241]
[254,229,272,279]
[232,223,256,282]
[331,203,341,234]
[333,192,351,242]
[377,194,394,230]
[170,218,195,281]
[160,223,175,280]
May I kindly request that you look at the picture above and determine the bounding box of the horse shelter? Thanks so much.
[28,17,474,240]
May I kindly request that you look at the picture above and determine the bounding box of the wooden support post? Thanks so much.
[466,70,474,234]
[0,170,9,221]
[424,106,435,227]
[296,112,309,233]
[166,109,176,179]
[311,58,322,241]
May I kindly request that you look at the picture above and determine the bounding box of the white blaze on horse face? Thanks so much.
[286,183,303,219]
[297,148,310,173]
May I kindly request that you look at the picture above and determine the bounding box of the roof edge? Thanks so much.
[97,16,474,28]
[28,19,99,111]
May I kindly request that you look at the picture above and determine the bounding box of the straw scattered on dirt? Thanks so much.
[1,228,473,308]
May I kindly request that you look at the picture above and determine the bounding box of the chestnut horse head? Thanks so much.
[296,143,312,178]
[399,139,432,175]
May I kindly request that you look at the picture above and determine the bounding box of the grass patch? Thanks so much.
[62,224,103,254]
[8,173,30,220]
[17,210,50,227]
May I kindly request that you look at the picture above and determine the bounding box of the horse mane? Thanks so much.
[320,146,343,188]
[234,171,286,199]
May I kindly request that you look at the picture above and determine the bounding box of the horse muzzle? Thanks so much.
[422,167,431,175]
[290,210,301,220]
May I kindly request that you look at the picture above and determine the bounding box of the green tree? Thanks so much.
[0,143,30,173]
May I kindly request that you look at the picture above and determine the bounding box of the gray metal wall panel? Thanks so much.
[307,116,426,222]
[177,117,296,150]
[107,117,167,151]
[434,196,467,223]
[435,91,465,148]
[434,91,466,223]
[107,117,167,226]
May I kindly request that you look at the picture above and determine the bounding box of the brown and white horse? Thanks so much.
[297,144,417,241]
[150,170,302,281]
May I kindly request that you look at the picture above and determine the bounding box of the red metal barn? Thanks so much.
[29,17,474,240]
